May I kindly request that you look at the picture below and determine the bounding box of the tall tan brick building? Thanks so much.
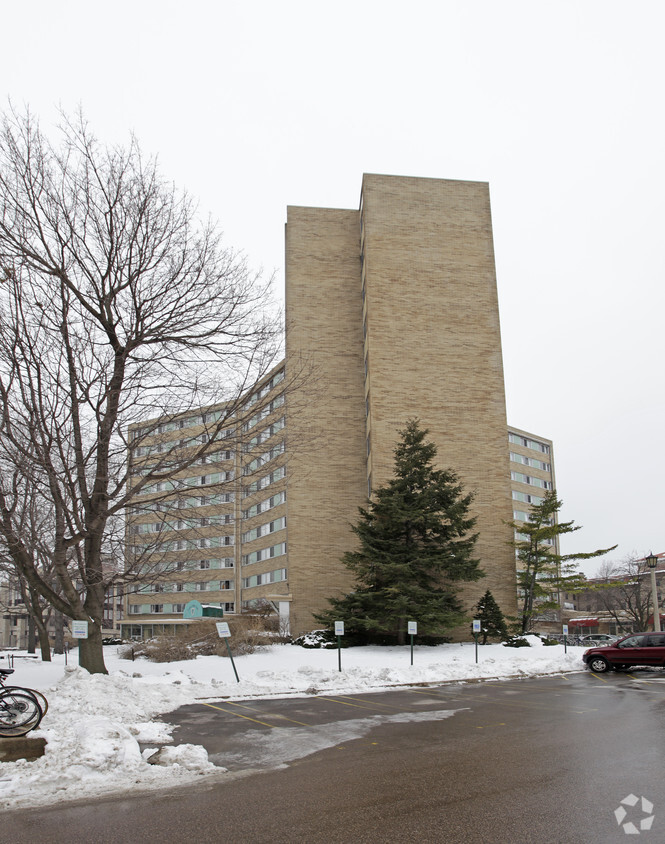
[123,174,552,639]
[285,174,519,633]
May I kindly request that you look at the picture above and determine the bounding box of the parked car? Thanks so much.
[580,634,617,646]
[583,632,665,673]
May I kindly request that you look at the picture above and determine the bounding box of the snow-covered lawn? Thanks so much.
[1,637,586,811]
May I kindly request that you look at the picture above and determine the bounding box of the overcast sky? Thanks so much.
[3,1,664,572]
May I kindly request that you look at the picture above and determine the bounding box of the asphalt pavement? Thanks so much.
[5,670,665,843]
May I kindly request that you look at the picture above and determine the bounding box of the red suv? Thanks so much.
[583,632,665,673]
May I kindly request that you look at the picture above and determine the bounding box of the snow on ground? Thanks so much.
[0,637,586,811]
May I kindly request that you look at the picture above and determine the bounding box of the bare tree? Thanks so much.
[0,107,281,673]
[591,556,656,632]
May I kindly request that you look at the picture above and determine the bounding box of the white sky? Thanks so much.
[2,0,664,571]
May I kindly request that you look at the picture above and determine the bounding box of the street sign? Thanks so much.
[408,621,417,635]
[72,620,89,639]
[334,621,345,636]
[472,619,481,633]
[562,625,569,635]
[216,622,231,638]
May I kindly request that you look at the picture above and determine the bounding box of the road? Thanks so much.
[5,671,665,843]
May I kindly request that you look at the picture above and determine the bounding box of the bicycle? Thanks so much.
[0,668,45,736]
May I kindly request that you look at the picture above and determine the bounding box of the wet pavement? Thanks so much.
[7,670,665,843]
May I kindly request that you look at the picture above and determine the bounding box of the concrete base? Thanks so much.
[0,736,47,762]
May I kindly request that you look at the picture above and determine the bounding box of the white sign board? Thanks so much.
[72,620,89,639]
[408,621,418,635]
[472,619,481,633]
[562,625,569,635]
[216,622,231,638]
[334,621,345,636]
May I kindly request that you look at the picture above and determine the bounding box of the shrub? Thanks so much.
[503,636,531,648]
[291,629,338,649]
[119,614,283,662]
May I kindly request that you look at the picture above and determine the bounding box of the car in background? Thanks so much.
[580,634,617,646]
[583,632,665,673]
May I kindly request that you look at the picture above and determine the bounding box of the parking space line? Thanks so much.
[324,694,419,712]
[200,701,280,728]
[222,700,314,727]
[314,695,400,712]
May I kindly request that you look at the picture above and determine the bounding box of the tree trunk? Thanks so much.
[27,615,36,654]
[53,611,65,655]
[37,624,51,661]
[78,623,108,674]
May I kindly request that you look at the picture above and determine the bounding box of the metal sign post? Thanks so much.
[408,621,417,665]
[334,621,344,672]
[216,622,239,682]
[562,624,568,654]
[473,619,481,663]
[72,620,89,667]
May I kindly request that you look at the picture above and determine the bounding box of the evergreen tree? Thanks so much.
[509,490,616,633]
[474,589,508,644]
[316,420,483,644]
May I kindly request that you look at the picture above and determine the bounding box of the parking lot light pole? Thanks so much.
[646,552,661,633]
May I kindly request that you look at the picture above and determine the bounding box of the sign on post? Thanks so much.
[408,621,417,666]
[72,620,89,639]
[216,622,231,638]
[472,619,481,664]
[334,621,344,672]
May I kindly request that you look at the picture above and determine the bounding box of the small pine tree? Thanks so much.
[509,490,616,633]
[316,420,484,644]
[474,589,508,645]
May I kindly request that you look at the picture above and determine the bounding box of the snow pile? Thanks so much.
[0,640,585,810]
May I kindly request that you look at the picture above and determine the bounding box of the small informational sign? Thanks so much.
[334,621,345,636]
[72,620,89,639]
[472,619,481,633]
[408,621,418,635]
[562,624,569,635]
[216,622,231,638]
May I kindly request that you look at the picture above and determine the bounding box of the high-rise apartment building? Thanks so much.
[123,174,554,639]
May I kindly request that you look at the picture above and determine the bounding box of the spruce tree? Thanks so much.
[509,490,616,633]
[474,589,508,644]
[316,420,483,644]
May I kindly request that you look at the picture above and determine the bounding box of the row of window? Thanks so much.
[242,542,287,566]
[131,513,234,535]
[509,452,551,472]
[510,472,553,490]
[130,492,234,515]
[129,559,234,581]
[140,471,235,495]
[512,491,544,506]
[243,394,285,432]
[242,491,286,521]
[242,516,286,544]
[131,535,235,554]
[243,370,285,411]
[245,417,286,452]
[508,433,550,454]
[242,568,287,589]
[132,412,231,440]
[129,601,235,615]
[132,579,234,594]
[243,466,286,498]
[243,442,285,475]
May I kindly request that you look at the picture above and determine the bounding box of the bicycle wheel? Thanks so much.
[0,691,42,730]
[2,686,48,717]
[0,712,42,737]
